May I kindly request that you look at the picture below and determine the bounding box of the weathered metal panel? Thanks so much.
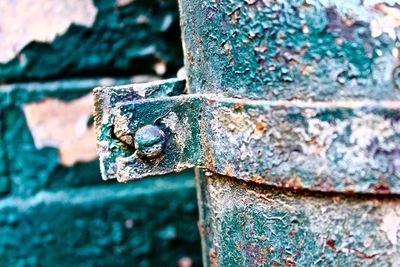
[94,0,400,265]
[102,93,400,194]
[202,98,400,194]
[177,0,400,266]
[179,0,400,101]
[200,173,400,266]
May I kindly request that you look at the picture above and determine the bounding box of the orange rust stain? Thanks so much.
[23,94,97,166]
[209,248,218,267]
[186,48,194,65]
[254,120,267,136]
[372,182,391,194]
[284,257,296,267]
[375,3,400,23]
[235,242,241,250]
[232,102,244,112]
[223,165,234,177]
[229,9,240,24]
[251,174,264,184]
[353,249,380,260]
[284,176,303,190]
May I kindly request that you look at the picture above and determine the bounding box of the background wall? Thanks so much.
[0,0,201,266]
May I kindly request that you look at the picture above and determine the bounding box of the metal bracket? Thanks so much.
[94,79,400,194]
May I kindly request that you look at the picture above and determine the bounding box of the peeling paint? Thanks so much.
[380,207,400,245]
[201,174,400,266]
[23,94,97,166]
[0,0,97,63]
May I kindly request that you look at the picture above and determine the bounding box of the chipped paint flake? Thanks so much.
[380,207,400,245]
[23,94,97,166]
[0,0,98,63]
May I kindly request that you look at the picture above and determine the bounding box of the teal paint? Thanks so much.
[0,0,182,82]
[0,79,201,265]
[180,0,400,101]
[177,0,400,265]
[94,0,400,265]
[134,125,167,159]
[0,79,129,196]
[0,171,201,267]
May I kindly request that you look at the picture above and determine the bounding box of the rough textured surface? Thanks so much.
[0,171,201,267]
[0,0,202,265]
[203,98,400,194]
[0,0,98,63]
[180,0,400,101]
[103,92,400,194]
[93,0,400,265]
[175,0,400,265]
[0,78,131,196]
[0,79,201,266]
[200,173,400,266]
[0,0,183,82]
[93,78,199,181]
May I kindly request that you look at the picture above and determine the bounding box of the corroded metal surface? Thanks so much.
[199,173,400,266]
[93,78,195,181]
[203,98,400,194]
[177,0,400,266]
[94,0,400,265]
[98,91,400,194]
[180,0,400,101]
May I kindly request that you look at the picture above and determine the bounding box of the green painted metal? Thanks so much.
[179,0,400,265]
[0,0,202,265]
[99,92,400,194]
[199,173,400,266]
[93,78,201,181]
[179,0,400,101]
[94,0,400,265]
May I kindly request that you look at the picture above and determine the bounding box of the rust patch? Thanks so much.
[284,176,303,190]
[284,257,296,267]
[254,119,267,139]
[326,239,336,251]
[353,249,380,260]
[372,182,391,194]
[0,0,97,63]
[23,94,97,166]
[209,248,217,267]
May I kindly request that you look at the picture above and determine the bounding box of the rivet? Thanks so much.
[134,125,166,159]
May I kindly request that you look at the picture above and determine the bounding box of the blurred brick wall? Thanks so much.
[0,0,201,266]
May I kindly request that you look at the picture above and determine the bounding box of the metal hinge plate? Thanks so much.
[94,79,400,195]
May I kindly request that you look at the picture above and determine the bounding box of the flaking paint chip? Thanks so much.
[23,94,98,166]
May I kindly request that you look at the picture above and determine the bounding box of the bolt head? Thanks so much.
[134,125,166,159]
